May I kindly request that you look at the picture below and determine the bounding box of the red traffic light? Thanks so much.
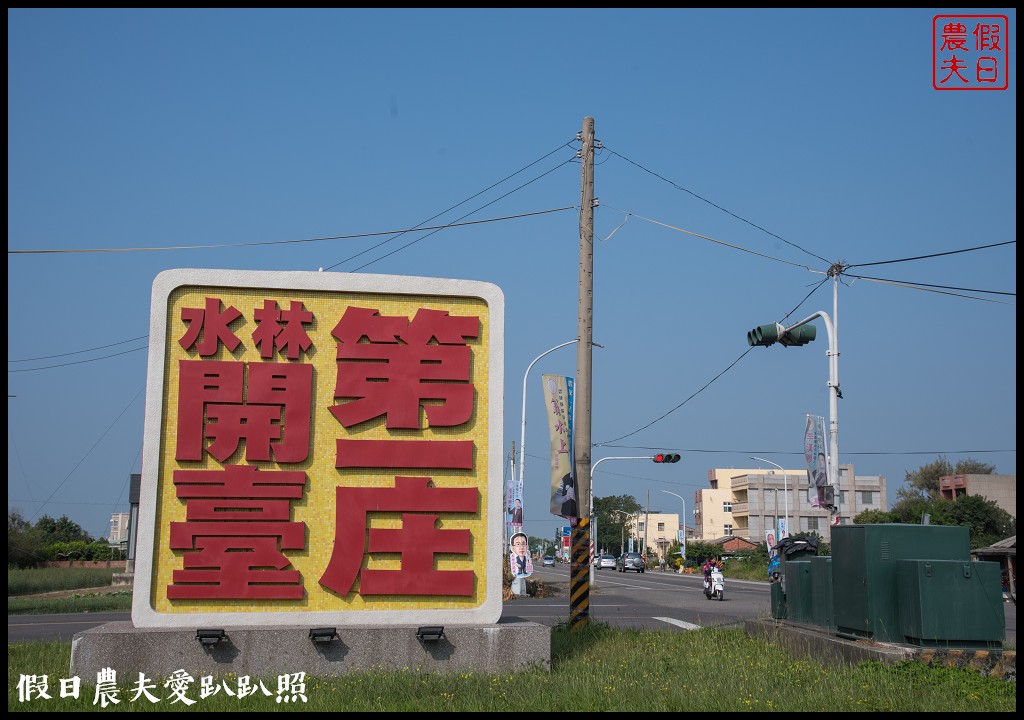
[653,453,680,464]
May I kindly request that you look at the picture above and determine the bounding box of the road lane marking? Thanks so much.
[654,616,702,631]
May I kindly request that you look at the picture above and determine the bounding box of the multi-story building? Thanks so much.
[622,512,694,562]
[939,474,1016,518]
[695,465,887,544]
[108,512,131,544]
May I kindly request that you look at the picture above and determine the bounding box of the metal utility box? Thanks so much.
[896,559,1005,649]
[770,581,787,619]
[831,524,970,642]
[784,560,813,624]
[810,556,834,630]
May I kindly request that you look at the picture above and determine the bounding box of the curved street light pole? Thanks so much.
[660,490,687,567]
[749,456,789,539]
[589,455,656,587]
[517,340,578,527]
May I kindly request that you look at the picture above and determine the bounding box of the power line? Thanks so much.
[7,206,575,255]
[603,146,832,265]
[845,273,1015,301]
[324,139,577,271]
[846,240,1015,269]
[29,386,145,522]
[9,335,149,363]
[350,158,576,272]
[8,345,147,373]
[601,205,817,272]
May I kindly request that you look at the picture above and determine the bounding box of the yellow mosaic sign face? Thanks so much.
[133,270,504,629]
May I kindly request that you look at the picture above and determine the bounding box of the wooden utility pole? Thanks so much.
[569,116,595,630]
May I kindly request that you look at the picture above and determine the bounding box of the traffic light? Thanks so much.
[779,324,816,347]
[653,453,680,463]
[747,322,817,347]
[747,323,783,347]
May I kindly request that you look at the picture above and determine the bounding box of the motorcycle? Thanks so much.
[703,567,724,601]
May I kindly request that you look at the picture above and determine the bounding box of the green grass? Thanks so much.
[7,625,1015,712]
[7,592,133,616]
[8,567,116,596]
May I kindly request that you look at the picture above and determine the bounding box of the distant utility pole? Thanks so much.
[570,115,595,631]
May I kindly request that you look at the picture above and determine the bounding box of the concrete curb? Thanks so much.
[745,619,1015,681]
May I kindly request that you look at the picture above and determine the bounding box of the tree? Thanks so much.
[8,510,46,568]
[593,494,642,556]
[896,455,996,503]
[853,508,895,525]
[943,494,1015,549]
[862,455,1013,549]
[34,514,92,544]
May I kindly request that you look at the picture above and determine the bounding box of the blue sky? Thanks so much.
[8,8,1016,542]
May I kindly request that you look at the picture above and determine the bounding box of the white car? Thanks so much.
[542,555,555,567]
[597,554,617,569]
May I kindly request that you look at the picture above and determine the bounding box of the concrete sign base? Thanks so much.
[71,620,550,680]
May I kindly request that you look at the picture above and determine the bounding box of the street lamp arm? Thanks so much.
[518,339,605,506]
[660,490,687,563]
[588,454,661,587]
[518,340,578,503]
[749,456,789,539]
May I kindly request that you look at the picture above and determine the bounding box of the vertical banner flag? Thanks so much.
[804,414,830,509]
[543,374,578,523]
[507,448,524,532]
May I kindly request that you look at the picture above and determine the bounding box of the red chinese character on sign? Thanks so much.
[168,466,307,599]
[175,360,312,463]
[940,22,969,51]
[179,297,243,356]
[977,56,1000,83]
[329,307,478,429]
[252,300,314,360]
[319,476,477,596]
[939,55,970,84]
[974,23,1002,51]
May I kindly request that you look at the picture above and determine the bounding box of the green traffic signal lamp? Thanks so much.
[653,453,680,463]
[747,323,783,347]
[780,324,816,347]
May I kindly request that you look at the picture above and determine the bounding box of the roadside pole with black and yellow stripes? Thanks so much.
[569,517,591,629]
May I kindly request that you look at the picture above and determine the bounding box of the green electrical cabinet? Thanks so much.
[896,559,1005,649]
[770,581,787,619]
[784,560,813,624]
[831,524,970,643]
[810,556,834,630]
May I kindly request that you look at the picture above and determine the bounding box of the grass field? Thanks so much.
[8,624,1015,712]
[8,567,116,596]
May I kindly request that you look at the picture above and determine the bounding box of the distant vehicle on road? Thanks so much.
[596,554,617,569]
[618,552,645,573]
[542,555,555,567]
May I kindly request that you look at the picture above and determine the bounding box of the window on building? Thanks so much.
[724,524,733,536]
[638,522,645,533]
[860,491,873,505]
[657,522,665,532]
[723,501,732,513]
[839,490,846,506]
[807,516,819,531]
[839,467,848,479]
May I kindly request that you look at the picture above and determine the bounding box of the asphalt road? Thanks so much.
[505,564,768,632]
[8,567,1016,648]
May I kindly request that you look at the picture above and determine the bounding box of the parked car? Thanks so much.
[618,552,645,573]
[542,555,555,567]
[597,554,617,569]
